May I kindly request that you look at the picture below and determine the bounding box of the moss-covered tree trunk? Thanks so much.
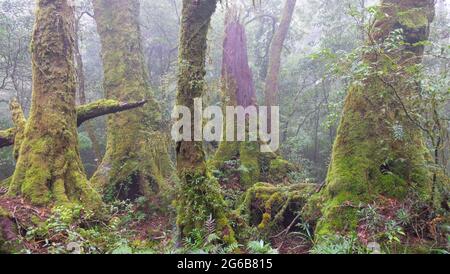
[310,0,436,237]
[91,0,173,202]
[8,0,101,207]
[176,0,235,242]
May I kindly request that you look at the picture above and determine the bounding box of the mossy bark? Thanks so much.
[8,0,101,208]
[0,129,15,149]
[310,0,436,238]
[9,98,26,160]
[176,0,235,243]
[91,0,173,203]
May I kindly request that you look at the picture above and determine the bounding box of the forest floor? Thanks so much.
[1,187,446,254]
[0,188,312,254]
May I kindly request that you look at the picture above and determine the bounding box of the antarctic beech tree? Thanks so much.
[7,0,101,207]
[91,0,173,202]
[264,0,296,118]
[213,9,294,188]
[213,9,260,188]
[307,0,438,238]
[176,0,235,242]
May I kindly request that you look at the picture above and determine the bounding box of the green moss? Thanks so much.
[398,8,429,29]
[239,182,315,233]
[268,157,296,184]
[176,170,236,244]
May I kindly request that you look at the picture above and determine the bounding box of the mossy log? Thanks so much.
[91,0,174,203]
[0,99,148,149]
[309,0,437,238]
[239,182,315,233]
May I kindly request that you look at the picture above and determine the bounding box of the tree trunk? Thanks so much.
[213,9,294,188]
[308,0,437,238]
[264,0,296,109]
[91,0,173,203]
[8,0,101,207]
[213,9,260,188]
[175,0,234,243]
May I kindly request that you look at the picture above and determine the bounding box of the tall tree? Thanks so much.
[176,0,234,242]
[91,0,173,202]
[8,0,100,207]
[213,7,295,188]
[264,0,297,111]
[213,8,260,188]
[308,0,437,238]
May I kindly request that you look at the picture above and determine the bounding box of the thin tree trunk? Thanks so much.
[264,0,296,109]
[74,15,102,165]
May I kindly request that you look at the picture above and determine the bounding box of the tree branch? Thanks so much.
[76,99,148,127]
[0,99,148,148]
